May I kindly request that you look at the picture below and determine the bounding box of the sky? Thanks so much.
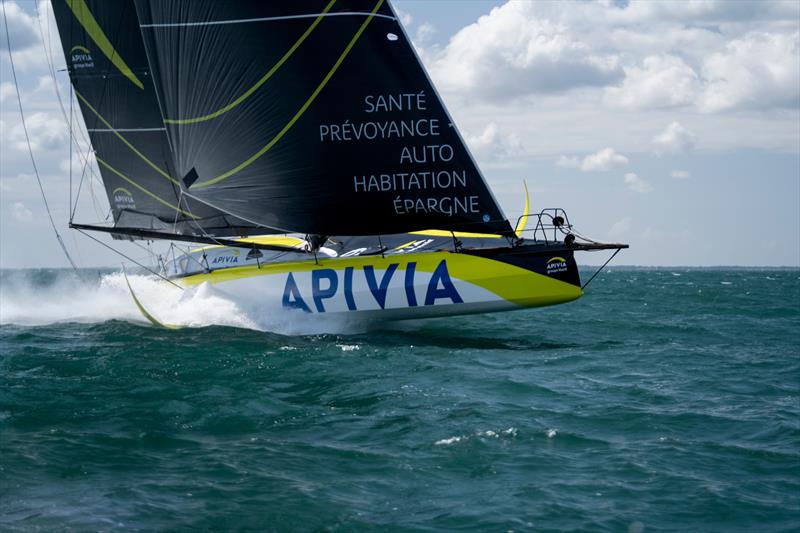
[1,0,798,268]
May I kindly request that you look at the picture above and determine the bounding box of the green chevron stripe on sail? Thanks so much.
[164,0,338,125]
[65,0,145,89]
[191,0,385,188]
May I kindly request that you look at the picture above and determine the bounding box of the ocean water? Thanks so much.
[1,267,798,532]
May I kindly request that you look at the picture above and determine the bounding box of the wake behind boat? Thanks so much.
[50,0,626,324]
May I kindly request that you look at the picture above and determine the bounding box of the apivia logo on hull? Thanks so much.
[546,256,568,274]
[211,249,240,265]
[283,260,463,313]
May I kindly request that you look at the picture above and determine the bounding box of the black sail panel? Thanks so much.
[51,0,264,238]
[134,0,514,236]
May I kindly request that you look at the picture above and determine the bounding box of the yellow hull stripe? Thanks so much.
[409,229,502,239]
[96,157,197,218]
[164,0,337,125]
[192,0,385,189]
[178,251,582,308]
[66,0,144,90]
[194,235,307,252]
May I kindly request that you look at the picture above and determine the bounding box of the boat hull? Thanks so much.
[175,247,583,321]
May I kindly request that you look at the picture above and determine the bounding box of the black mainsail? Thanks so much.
[54,0,514,241]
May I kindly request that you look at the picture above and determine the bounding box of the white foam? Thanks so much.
[0,271,140,326]
[336,344,360,352]
[435,427,518,446]
[0,271,374,335]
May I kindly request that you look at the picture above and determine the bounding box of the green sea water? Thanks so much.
[1,267,798,532]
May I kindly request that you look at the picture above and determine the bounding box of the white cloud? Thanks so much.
[0,81,14,102]
[428,2,622,99]
[59,149,97,177]
[466,122,524,160]
[0,1,39,52]
[606,0,799,24]
[5,111,68,153]
[415,22,436,45]
[396,7,413,28]
[652,122,697,154]
[609,216,633,239]
[671,169,691,179]
[11,202,33,222]
[555,155,580,168]
[604,55,700,109]
[624,172,653,193]
[416,1,798,118]
[699,31,800,112]
[556,147,628,172]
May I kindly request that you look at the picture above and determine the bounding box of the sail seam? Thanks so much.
[162,0,338,125]
[65,0,144,89]
[140,11,395,28]
[88,127,167,132]
[192,0,385,189]
[75,90,179,186]
[95,156,197,218]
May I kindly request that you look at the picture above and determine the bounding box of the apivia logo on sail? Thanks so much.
[69,45,94,70]
[112,187,135,210]
[283,260,463,313]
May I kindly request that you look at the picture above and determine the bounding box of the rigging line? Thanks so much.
[171,188,184,233]
[36,2,104,219]
[2,0,78,271]
[141,10,396,28]
[170,242,215,273]
[163,0,337,125]
[582,248,621,291]
[191,0,385,189]
[70,141,93,221]
[74,229,183,290]
[69,49,73,221]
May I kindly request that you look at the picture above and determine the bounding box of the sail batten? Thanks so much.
[140,11,397,29]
